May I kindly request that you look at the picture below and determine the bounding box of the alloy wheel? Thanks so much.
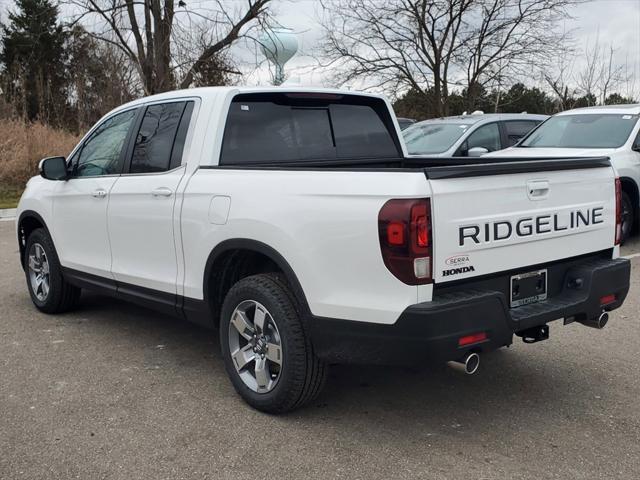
[228,300,283,393]
[28,243,50,302]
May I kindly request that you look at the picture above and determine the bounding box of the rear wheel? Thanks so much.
[24,228,80,313]
[220,273,327,413]
[620,190,634,244]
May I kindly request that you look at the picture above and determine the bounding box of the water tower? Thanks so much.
[259,28,299,86]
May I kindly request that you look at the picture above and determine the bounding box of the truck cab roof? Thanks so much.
[113,86,389,111]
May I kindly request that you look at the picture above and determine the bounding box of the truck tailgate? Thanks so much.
[426,159,616,284]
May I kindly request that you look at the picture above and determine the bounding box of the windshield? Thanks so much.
[520,113,639,149]
[403,123,471,154]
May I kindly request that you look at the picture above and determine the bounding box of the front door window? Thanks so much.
[73,110,137,177]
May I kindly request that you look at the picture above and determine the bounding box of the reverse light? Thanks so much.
[615,177,622,245]
[378,198,432,285]
[458,332,488,347]
[413,257,431,279]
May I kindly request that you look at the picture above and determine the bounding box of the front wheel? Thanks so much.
[220,274,327,413]
[620,190,634,244]
[24,228,80,313]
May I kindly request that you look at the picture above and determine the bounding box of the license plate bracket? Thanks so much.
[510,269,547,308]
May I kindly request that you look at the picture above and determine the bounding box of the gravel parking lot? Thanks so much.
[1,219,639,479]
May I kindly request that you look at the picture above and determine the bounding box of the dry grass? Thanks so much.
[0,119,80,195]
[0,186,22,209]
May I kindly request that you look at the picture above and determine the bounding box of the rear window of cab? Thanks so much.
[220,93,400,165]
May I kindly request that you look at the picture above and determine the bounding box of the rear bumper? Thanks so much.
[309,256,630,365]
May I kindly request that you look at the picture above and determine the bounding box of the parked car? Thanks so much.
[488,105,640,242]
[396,117,416,130]
[403,112,547,157]
[17,87,629,413]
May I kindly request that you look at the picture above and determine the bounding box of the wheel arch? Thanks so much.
[17,210,53,269]
[202,239,311,324]
[620,176,639,232]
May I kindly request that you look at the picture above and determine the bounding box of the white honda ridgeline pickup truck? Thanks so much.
[17,87,630,413]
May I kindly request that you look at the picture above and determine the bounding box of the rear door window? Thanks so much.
[464,123,501,154]
[220,94,399,165]
[503,120,540,147]
[129,101,193,174]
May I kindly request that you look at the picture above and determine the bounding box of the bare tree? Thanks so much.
[319,0,581,116]
[461,0,578,109]
[577,33,601,105]
[67,26,139,129]
[621,53,638,102]
[543,47,577,111]
[599,45,623,104]
[575,33,625,106]
[319,0,474,117]
[66,0,272,94]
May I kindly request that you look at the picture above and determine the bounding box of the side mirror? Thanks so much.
[632,142,640,153]
[39,156,68,181]
[468,146,489,157]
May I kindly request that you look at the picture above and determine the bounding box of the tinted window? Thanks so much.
[403,123,472,154]
[169,102,195,170]
[220,95,398,165]
[292,108,335,159]
[504,120,540,146]
[74,109,136,177]
[521,114,639,148]
[130,102,187,173]
[330,104,397,158]
[465,123,501,154]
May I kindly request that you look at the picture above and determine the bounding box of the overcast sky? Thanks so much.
[1,0,639,95]
[251,0,640,93]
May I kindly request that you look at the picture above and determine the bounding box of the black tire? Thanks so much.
[620,190,634,245]
[24,228,80,314]
[220,273,327,413]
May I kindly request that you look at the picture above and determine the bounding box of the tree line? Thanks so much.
[393,83,636,120]
[318,0,638,119]
[0,0,637,133]
[0,0,272,132]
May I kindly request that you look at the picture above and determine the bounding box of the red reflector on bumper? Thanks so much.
[600,294,616,306]
[458,332,487,347]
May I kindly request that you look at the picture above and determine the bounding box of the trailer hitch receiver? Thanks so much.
[516,324,549,344]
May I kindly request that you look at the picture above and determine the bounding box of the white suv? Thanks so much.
[489,105,640,242]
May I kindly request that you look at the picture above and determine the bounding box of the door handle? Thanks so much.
[151,187,173,197]
[527,180,549,200]
[92,189,107,198]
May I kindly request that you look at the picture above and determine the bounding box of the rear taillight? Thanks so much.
[615,177,622,245]
[378,199,432,285]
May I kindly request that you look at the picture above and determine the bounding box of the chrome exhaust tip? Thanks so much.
[578,311,609,329]
[448,352,480,375]
[597,311,609,329]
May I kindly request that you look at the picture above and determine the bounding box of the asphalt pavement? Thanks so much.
[1,220,639,479]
